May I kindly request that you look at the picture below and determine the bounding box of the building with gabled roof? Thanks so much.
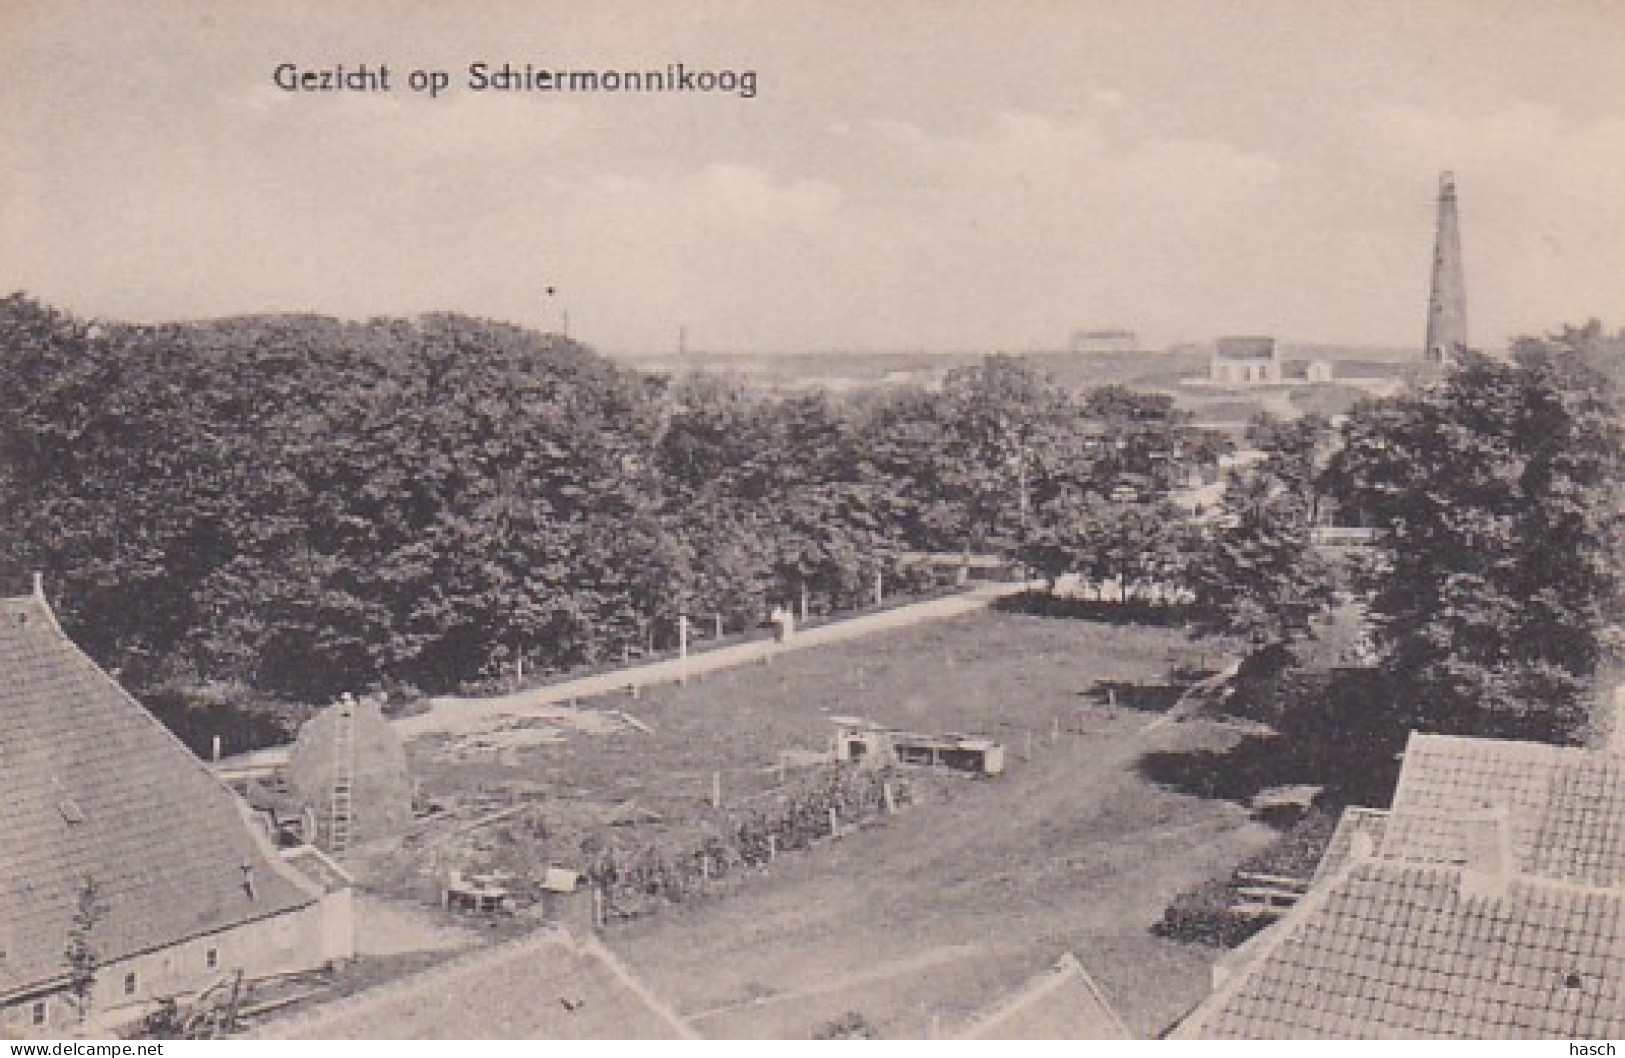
[1379,732,1625,887]
[256,930,696,1039]
[956,952,1131,1039]
[1175,730,1625,1039]
[1178,859,1625,1038]
[0,590,351,1036]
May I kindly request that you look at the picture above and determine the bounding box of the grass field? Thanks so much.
[390,608,1277,1038]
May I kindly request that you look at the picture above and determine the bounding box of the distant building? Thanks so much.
[0,589,351,1037]
[1070,329,1139,355]
[1306,359,1335,384]
[1209,336,1280,385]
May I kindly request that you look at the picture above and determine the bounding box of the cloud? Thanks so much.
[527,110,1285,350]
[850,110,1279,227]
[229,83,585,163]
[1364,103,1625,335]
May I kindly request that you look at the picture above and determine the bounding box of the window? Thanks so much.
[123,971,137,996]
[31,1000,47,1027]
[205,947,219,971]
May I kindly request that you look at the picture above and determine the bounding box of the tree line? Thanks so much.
[0,294,1221,702]
[1201,324,1625,745]
[2,293,1619,746]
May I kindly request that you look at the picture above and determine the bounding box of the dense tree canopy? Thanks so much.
[1186,413,1338,647]
[1326,343,1624,742]
[0,295,1228,703]
[8,291,1612,750]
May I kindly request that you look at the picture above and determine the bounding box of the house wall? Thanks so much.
[1210,358,1281,384]
[0,893,350,1037]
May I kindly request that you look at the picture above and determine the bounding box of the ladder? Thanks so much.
[328,699,356,855]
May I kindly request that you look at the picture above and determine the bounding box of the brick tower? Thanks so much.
[1423,171,1467,365]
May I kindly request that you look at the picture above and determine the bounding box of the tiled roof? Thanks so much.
[1177,862,1625,1039]
[1380,733,1625,887]
[958,952,1131,1039]
[257,930,697,1039]
[1311,806,1389,888]
[1180,731,1625,1039]
[0,595,318,999]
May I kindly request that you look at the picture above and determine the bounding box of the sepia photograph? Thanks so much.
[2,0,1623,1042]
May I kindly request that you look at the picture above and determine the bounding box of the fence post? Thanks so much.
[828,807,839,838]
[711,771,722,808]
[883,782,897,815]
[678,614,690,684]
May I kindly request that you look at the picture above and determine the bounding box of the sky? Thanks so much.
[3,0,1623,355]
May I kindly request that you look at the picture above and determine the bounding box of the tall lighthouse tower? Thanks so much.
[1423,171,1468,365]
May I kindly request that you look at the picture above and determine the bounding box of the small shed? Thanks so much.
[831,717,1005,776]
[540,867,598,934]
[443,869,512,913]
[833,716,896,767]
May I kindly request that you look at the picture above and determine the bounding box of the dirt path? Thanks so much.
[397,584,1023,740]
[604,709,1273,1039]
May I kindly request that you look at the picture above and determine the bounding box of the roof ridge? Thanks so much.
[956,950,1130,1040]
[1406,730,1595,756]
[253,928,577,1036]
[1173,843,1370,1039]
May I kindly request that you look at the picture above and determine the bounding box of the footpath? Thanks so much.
[394,583,1024,741]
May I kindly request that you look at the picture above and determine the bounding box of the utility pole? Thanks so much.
[544,285,569,338]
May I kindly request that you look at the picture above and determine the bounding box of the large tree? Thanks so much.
[1187,413,1338,647]
[1327,345,1625,742]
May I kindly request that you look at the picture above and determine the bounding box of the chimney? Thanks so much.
[31,571,43,600]
[1457,803,1513,902]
